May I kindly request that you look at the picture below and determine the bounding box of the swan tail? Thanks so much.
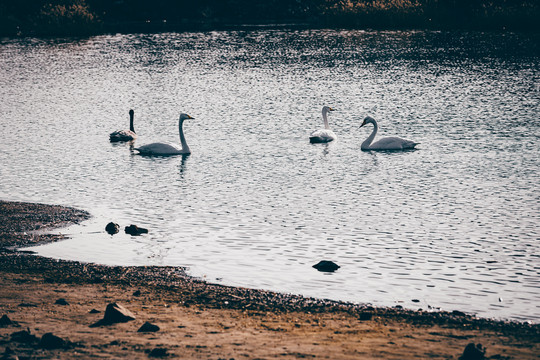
[404,141,419,149]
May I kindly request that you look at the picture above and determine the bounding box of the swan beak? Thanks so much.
[360,120,366,128]
[187,115,194,119]
[329,107,335,111]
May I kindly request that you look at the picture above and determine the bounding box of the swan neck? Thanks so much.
[361,120,378,150]
[179,119,190,153]
[322,110,329,130]
[129,113,135,133]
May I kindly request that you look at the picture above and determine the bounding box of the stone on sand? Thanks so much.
[0,314,17,327]
[90,302,136,327]
[148,348,169,357]
[39,332,69,349]
[459,343,486,360]
[2,347,18,360]
[138,321,160,332]
[55,298,69,305]
[10,329,37,343]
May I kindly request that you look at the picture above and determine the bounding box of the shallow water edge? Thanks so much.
[1,199,539,328]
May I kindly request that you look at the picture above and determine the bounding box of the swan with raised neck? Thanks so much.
[109,109,137,142]
[309,106,336,143]
[134,113,194,156]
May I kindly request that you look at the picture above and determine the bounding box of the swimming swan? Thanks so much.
[110,109,137,142]
[360,116,418,151]
[309,106,336,143]
[134,113,194,156]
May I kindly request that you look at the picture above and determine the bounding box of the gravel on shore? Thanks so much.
[1,200,538,359]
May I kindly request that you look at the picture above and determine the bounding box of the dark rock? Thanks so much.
[105,222,120,235]
[312,260,340,272]
[133,290,141,296]
[39,332,68,349]
[359,312,373,321]
[138,321,160,332]
[452,310,466,317]
[2,347,18,360]
[11,329,38,343]
[459,343,486,360]
[89,309,101,314]
[90,302,136,327]
[149,348,169,357]
[412,299,420,303]
[17,303,36,307]
[125,224,149,236]
[0,314,18,327]
[1,354,18,360]
[55,298,69,305]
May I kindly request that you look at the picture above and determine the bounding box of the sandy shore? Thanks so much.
[0,200,538,359]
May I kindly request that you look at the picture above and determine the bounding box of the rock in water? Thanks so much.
[105,222,120,235]
[138,321,160,332]
[90,302,136,327]
[124,224,148,236]
[459,343,486,360]
[312,260,340,272]
[40,333,68,349]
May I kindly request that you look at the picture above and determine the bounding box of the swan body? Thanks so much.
[309,106,336,143]
[360,116,418,151]
[134,113,194,156]
[110,109,137,142]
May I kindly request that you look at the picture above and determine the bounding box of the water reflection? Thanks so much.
[318,143,332,156]
[178,154,190,177]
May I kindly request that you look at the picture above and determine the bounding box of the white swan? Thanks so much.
[134,113,194,156]
[360,116,418,151]
[110,109,137,142]
[309,106,336,143]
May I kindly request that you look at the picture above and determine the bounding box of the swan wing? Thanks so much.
[110,129,137,142]
[309,129,336,143]
[134,142,183,156]
[370,136,418,150]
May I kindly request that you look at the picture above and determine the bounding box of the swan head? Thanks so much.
[129,109,134,117]
[322,106,335,115]
[360,116,376,128]
[179,113,194,121]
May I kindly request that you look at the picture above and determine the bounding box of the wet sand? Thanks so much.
[0,200,538,359]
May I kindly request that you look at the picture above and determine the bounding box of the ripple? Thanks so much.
[2,29,539,322]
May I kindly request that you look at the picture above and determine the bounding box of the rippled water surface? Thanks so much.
[1,30,539,322]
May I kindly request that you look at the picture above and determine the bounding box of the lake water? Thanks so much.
[1,30,539,323]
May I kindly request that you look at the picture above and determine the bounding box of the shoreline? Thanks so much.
[1,200,538,359]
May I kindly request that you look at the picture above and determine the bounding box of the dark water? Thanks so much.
[1,30,538,322]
